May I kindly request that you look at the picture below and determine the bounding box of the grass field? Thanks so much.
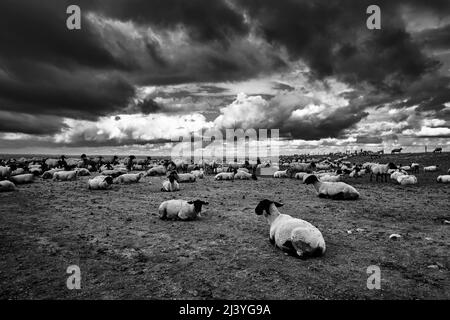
[0,152,449,299]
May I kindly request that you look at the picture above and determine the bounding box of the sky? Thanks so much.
[0,0,449,156]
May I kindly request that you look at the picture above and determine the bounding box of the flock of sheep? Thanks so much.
[1,153,449,259]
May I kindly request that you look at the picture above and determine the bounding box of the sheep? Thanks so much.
[11,168,25,176]
[319,174,342,182]
[294,172,308,180]
[191,169,204,179]
[237,168,249,173]
[76,168,91,176]
[161,171,180,192]
[0,166,11,179]
[254,199,326,258]
[397,175,418,185]
[411,163,420,173]
[41,168,63,179]
[390,170,408,181]
[368,163,397,182]
[303,174,359,200]
[146,165,167,176]
[53,170,78,181]
[273,170,288,178]
[424,165,439,172]
[234,170,257,180]
[0,180,16,192]
[158,199,208,220]
[177,173,196,183]
[88,175,113,190]
[101,169,126,178]
[286,162,316,178]
[437,175,450,183]
[114,172,144,184]
[9,174,35,184]
[215,169,237,181]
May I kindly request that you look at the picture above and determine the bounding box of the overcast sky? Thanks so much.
[0,0,449,155]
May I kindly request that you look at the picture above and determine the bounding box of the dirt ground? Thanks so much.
[0,152,449,299]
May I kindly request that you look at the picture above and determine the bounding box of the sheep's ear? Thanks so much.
[274,201,284,207]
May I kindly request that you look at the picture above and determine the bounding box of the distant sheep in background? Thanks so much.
[424,165,439,172]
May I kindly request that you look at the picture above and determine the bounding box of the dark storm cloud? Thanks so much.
[414,24,450,50]
[0,111,67,135]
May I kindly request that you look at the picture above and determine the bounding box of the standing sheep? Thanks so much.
[304,174,359,200]
[158,199,208,220]
[254,199,326,258]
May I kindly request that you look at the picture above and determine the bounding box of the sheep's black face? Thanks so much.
[255,199,284,215]
[251,173,258,180]
[303,174,319,185]
[104,176,113,185]
[387,162,397,169]
[188,200,208,213]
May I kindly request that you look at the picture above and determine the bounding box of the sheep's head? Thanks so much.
[188,200,208,213]
[255,199,283,215]
[251,173,258,180]
[303,174,319,184]
[104,176,113,185]
[168,171,180,183]
[387,162,397,169]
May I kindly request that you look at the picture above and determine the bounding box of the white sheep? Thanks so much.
[191,169,204,179]
[0,180,16,192]
[0,166,11,178]
[234,170,257,180]
[9,174,35,184]
[53,170,78,181]
[254,199,326,258]
[294,172,308,180]
[177,173,196,183]
[303,174,359,200]
[437,175,450,183]
[369,163,397,182]
[114,172,144,184]
[158,199,208,220]
[146,165,167,176]
[424,165,439,172]
[41,168,63,179]
[88,175,113,190]
[397,175,418,185]
[76,168,91,176]
[319,174,342,182]
[273,170,288,178]
[215,169,237,181]
[390,170,408,181]
[161,171,180,192]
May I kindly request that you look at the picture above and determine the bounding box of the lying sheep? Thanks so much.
[0,180,16,192]
[11,168,25,176]
[390,170,408,181]
[304,174,359,200]
[9,174,35,184]
[77,168,91,176]
[319,174,342,182]
[191,169,204,179]
[273,170,288,178]
[161,171,180,192]
[177,173,196,183]
[41,168,63,179]
[88,175,113,190]
[397,175,418,185]
[53,170,78,181]
[146,165,167,176]
[158,199,208,220]
[254,199,326,258]
[0,166,11,179]
[437,175,450,183]
[215,169,237,181]
[234,170,257,180]
[237,168,249,173]
[114,172,144,184]
[294,172,308,180]
[424,165,439,172]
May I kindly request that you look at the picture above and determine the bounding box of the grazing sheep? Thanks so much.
[161,171,180,192]
[234,170,257,180]
[88,175,113,190]
[9,174,35,184]
[254,199,326,258]
[53,170,78,181]
[273,170,288,178]
[437,175,450,183]
[0,180,16,192]
[304,174,359,200]
[424,165,439,172]
[177,173,196,183]
[158,199,208,220]
[369,163,397,182]
[215,169,237,181]
[114,172,144,184]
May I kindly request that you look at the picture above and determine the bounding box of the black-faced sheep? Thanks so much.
[254,199,326,258]
[161,171,180,192]
[88,175,113,190]
[304,174,359,200]
[158,199,208,220]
